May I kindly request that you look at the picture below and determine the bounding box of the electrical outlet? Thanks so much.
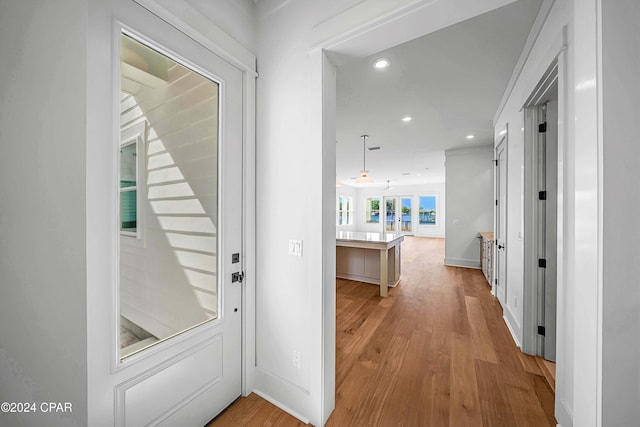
[293,350,301,368]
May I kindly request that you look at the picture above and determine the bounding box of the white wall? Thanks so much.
[254,1,530,424]
[444,146,494,268]
[0,1,88,426]
[253,3,331,423]
[493,0,574,424]
[600,0,640,424]
[355,184,446,237]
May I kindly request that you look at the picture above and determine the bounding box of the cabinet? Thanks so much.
[479,232,494,287]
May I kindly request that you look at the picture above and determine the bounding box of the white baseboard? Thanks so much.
[443,257,481,269]
[252,389,310,425]
[556,396,573,427]
[503,314,522,348]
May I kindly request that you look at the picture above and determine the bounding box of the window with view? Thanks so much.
[337,195,353,225]
[419,195,437,225]
[366,197,380,223]
[120,135,141,235]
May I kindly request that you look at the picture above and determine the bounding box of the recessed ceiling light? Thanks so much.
[401,116,412,122]
[465,134,475,140]
[372,57,390,69]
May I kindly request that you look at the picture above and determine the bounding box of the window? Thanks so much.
[120,134,143,236]
[366,197,380,223]
[419,196,437,225]
[337,195,353,225]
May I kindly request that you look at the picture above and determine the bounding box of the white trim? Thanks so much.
[503,313,522,348]
[556,396,573,427]
[493,0,557,124]
[595,0,604,422]
[553,32,571,427]
[133,0,257,76]
[444,144,494,157]
[252,389,310,425]
[241,68,257,397]
[522,103,538,356]
[494,133,508,306]
[443,258,481,269]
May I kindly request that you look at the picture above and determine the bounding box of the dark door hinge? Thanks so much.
[495,199,498,206]
[494,159,498,166]
[538,122,547,133]
[538,325,546,336]
[538,258,547,268]
[539,191,547,200]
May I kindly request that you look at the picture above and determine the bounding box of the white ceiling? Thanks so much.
[336,0,543,188]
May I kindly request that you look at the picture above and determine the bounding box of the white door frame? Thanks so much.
[522,59,560,359]
[495,134,508,306]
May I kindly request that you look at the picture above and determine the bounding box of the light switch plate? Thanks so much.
[288,239,303,256]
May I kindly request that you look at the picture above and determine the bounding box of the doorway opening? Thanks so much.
[495,134,508,307]
[523,61,559,362]
[384,196,414,235]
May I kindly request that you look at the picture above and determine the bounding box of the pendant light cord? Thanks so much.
[361,134,368,171]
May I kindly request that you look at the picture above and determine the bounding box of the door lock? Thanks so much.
[232,272,244,283]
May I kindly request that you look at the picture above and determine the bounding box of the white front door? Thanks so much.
[113,4,243,425]
[495,139,507,306]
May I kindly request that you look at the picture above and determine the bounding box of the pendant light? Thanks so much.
[355,134,374,184]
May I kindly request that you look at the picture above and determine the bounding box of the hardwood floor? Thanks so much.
[208,237,556,426]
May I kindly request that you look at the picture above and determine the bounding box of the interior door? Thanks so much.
[115,5,243,426]
[495,139,507,306]
[538,100,558,362]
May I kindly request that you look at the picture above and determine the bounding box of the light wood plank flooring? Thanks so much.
[208,237,556,426]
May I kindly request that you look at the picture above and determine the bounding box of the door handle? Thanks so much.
[497,244,505,250]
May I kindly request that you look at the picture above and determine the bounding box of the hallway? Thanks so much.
[210,237,556,426]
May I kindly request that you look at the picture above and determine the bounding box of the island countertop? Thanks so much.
[336,231,404,297]
[336,231,404,246]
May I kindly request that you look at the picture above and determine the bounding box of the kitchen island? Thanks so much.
[336,231,404,297]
